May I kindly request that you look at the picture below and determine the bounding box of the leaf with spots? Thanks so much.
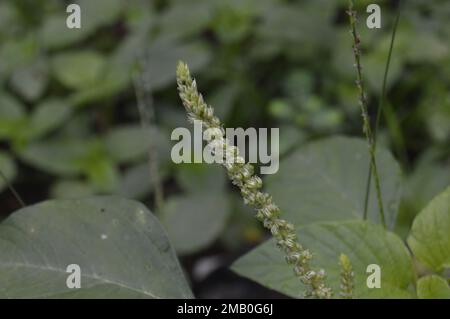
[0,197,193,298]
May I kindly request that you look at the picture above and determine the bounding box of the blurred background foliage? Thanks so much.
[0,0,449,297]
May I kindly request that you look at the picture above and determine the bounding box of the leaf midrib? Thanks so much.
[0,262,160,298]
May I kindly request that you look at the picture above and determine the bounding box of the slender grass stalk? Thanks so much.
[0,169,25,208]
[133,54,164,212]
[176,61,332,298]
[347,1,386,228]
[383,100,409,167]
[339,254,354,299]
[363,0,403,220]
[374,1,402,138]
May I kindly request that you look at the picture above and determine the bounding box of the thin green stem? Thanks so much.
[347,1,386,227]
[374,0,402,138]
[362,170,372,220]
[0,169,25,208]
[133,54,164,212]
[363,1,402,221]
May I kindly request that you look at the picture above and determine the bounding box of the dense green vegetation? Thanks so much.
[0,0,449,298]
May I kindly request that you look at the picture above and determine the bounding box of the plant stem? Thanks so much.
[374,0,402,138]
[0,169,25,208]
[363,0,402,221]
[347,1,386,227]
[133,54,164,212]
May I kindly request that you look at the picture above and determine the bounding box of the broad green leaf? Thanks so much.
[220,194,264,250]
[232,220,414,298]
[78,0,123,32]
[18,139,91,176]
[56,112,92,138]
[161,192,230,255]
[18,139,110,180]
[158,0,212,39]
[407,187,450,272]
[175,164,226,194]
[40,0,123,49]
[256,1,336,53]
[0,152,17,193]
[105,125,151,164]
[145,41,211,90]
[364,37,403,93]
[10,58,49,102]
[118,163,168,199]
[266,136,402,229]
[268,99,293,120]
[276,125,305,156]
[0,93,25,118]
[85,158,120,193]
[426,93,450,143]
[0,95,72,146]
[0,196,193,298]
[125,1,155,32]
[68,66,128,106]
[159,104,192,131]
[403,31,448,63]
[29,99,73,139]
[211,4,255,43]
[105,125,171,165]
[417,275,450,299]
[396,155,450,239]
[0,3,16,35]
[69,39,210,105]
[51,51,106,90]
[209,84,239,119]
[40,15,90,49]
[0,93,26,139]
[50,180,96,199]
[0,37,39,78]
[68,33,140,106]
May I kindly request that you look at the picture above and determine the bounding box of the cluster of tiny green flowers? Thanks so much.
[339,254,354,299]
[176,61,332,299]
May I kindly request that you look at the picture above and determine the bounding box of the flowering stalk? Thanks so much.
[176,61,332,298]
[347,1,386,228]
[339,254,354,299]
